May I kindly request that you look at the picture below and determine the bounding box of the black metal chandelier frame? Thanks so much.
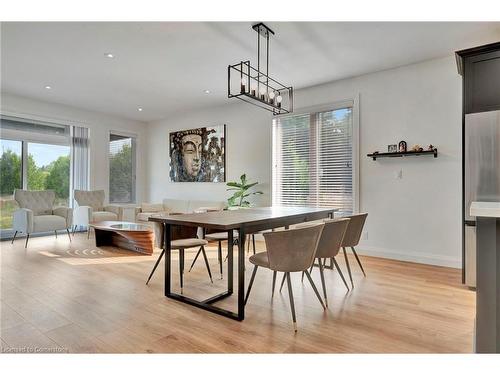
[227,23,293,115]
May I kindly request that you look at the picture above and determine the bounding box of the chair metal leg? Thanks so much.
[271,270,277,297]
[332,257,350,291]
[66,228,72,242]
[54,230,58,238]
[24,234,30,248]
[200,246,213,283]
[179,248,185,293]
[304,269,326,309]
[285,272,297,332]
[244,265,258,305]
[188,246,203,272]
[87,227,91,239]
[279,272,286,292]
[11,231,18,244]
[146,249,165,285]
[218,241,223,278]
[342,247,354,288]
[318,259,328,307]
[252,234,256,255]
[351,246,366,276]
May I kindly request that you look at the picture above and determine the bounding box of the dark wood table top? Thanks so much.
[148,206,338,230]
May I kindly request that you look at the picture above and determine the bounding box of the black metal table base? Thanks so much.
[164,225,245,321]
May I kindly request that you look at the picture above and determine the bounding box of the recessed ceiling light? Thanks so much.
[137,107,143,112]
[44,85,52,90]
[104,53,114,58]
[204,90,211,94]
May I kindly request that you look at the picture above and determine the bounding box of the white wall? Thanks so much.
[147,102,274,206]
[146,55,462,268]
[0,93,148,204]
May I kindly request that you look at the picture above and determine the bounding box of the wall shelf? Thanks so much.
[367,149,438,161]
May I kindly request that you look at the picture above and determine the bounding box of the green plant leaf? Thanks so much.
[242,181,258,190]
[226,182,243,188]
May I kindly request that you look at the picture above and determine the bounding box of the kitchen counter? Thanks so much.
[470,201,500,218]
[470,201,500,353]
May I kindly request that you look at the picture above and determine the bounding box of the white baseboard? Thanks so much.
[252,234,461,269]
[351,245,461,269]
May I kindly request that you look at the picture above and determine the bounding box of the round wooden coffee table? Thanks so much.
[90,221,154,255]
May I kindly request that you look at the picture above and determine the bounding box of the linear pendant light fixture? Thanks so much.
[228,23,293,115]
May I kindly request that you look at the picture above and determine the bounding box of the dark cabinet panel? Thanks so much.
[464,49,500,114]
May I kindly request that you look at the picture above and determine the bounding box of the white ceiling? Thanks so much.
[2,22,500,122]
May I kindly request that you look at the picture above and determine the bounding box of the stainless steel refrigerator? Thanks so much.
[464,110,500,287]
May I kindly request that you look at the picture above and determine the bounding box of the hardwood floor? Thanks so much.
[1,232,475,353]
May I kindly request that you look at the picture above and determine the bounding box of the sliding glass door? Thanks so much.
[0,116,72,238]
[0,139,22,230]
[27,143,70,206]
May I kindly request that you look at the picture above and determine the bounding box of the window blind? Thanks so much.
[109,133,136,203]
[272,106,353,215]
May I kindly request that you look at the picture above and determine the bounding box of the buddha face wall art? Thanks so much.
[169,125,226,182]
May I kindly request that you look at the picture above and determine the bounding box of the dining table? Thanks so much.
[149,206,338,321]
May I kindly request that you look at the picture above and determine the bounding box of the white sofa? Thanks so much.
[136,199,226,246]
[12,189,72,247]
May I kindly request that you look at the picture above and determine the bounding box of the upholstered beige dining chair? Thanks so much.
[244,224,325,332]
[341,213,368,288]
[146,223,213,291]
[196,230,238,279]
[294,218,351,306]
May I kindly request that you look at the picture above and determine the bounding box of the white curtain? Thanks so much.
[70,126,89,206]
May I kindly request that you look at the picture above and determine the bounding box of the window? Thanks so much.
[272,104,355,216]
[109,133,136,203]
[0,116,71,235]
[0,139,22,230]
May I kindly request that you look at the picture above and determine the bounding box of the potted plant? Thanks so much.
[226,174,263,209]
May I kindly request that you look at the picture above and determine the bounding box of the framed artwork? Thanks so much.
[169,124,226,182]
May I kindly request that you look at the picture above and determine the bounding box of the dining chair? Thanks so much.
[146,224,213,292]
[193,230,238,279]
[341,213,368,288]
[294,218,350,306]
[244,224,325,332]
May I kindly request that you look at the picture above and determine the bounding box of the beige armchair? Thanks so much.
[73,190,123,235]
[12,189,72,247]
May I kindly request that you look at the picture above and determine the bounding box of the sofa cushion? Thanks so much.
[188,200,225,213]
[137,212,155,222]
[141,203,164,213]
[92,211,118,222]
[33,215,67,232]
[162,199,190,214]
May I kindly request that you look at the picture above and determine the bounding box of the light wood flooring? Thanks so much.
[1,232,475,353]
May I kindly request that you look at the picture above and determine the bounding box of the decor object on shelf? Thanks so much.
[427,144,435,151]
[398,140,407,152]
[226,174,263,208]
[367,148,438,160]
[11,189,72,247]
[388,144,397,153]
[169,125,226,182]
[411,144,424,152]
[227,23,293,115]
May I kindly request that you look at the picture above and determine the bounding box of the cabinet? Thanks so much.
[457,42,500,114]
